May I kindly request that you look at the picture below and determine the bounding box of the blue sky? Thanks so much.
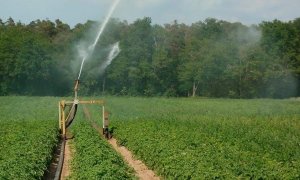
[1,0,300,26]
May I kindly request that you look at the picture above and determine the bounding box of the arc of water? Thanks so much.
[77,0,120,80]
[99,42,120,74]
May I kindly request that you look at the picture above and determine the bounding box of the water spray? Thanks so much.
[99,42,121,74]
[59,0,120,140]
[77,0,120,80]
[56,2,121,178]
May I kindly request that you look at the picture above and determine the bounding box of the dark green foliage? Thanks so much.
[0,17,299,98]
[69,119,135,179]
[0,96,299,179]
[106,97,300,179]
[0,96,135,179]
[0,120,58,179]
[0,96,59,179]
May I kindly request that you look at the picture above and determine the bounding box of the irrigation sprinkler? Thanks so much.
[57,0,120,140]
[54,1,119,178]
[58,80,111,140]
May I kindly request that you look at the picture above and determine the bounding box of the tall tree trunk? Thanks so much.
[192,81,197,97]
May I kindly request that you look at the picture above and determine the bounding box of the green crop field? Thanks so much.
[0,97,59,179]
[0,96,299,179]
[69,115,135,179]
[106,97,300,179]
[0,96,134,179]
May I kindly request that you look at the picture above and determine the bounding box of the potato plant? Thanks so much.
[0,96,59,179]
[1,96,299,179]
[105,97,300,179]
[69,117,135,179]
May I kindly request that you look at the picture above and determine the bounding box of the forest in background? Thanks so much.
[0,17,299,98]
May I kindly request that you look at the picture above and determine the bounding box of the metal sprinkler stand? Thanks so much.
[58,79,111,139]
[102,111,111,139]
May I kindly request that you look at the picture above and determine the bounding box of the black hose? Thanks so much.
[54,138,65,180]
[66,104,78,128]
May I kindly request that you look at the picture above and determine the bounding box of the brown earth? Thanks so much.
[82,105,160,180]
[108,138,160,180]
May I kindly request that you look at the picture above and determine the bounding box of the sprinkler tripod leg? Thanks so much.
[102,127,111,139]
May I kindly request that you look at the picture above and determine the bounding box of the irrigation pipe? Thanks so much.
[54,139,65,180]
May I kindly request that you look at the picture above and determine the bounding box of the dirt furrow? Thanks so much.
[108,138,160,180]
[82,105,159,179]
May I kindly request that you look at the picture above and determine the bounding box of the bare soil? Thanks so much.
[82,105,160,179]
[108,138,160,180]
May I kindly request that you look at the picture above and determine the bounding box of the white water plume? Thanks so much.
[77,0,120,80]
[99,42,120,74]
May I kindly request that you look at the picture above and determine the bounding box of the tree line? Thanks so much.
[0,17,299,98]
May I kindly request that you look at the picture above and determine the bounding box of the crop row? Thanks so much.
[106,97,300,179]
[69,114,135,179]
[1,96,299,179]
[0,96,59,179]
[0,97,136,179]
[0,120,58,179]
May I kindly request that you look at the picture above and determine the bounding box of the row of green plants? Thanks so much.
[0,96,136,179]
[69,114,135,179]
[1,96,299,179]
[105,97,300,179]
[0,96,59,179]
